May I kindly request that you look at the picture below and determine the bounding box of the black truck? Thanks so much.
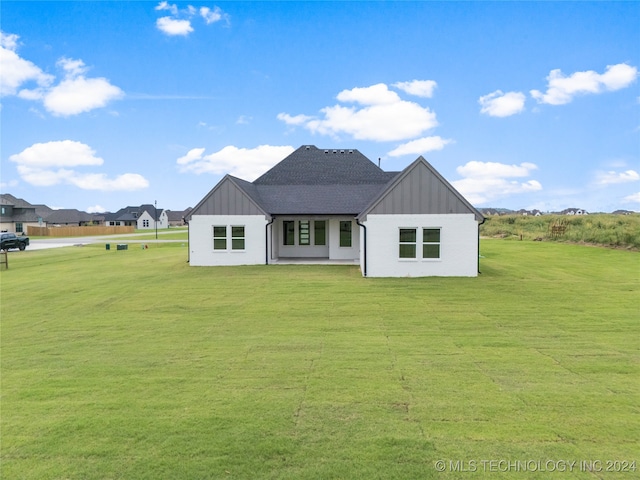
[0,232,29,251]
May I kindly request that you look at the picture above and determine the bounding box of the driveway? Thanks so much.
[27,231,186,251]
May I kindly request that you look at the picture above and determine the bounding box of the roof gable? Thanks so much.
[189,175,268,218]
[358,157,484,222]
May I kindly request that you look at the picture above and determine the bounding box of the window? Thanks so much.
[298,221,310,245]
[231,226,245,250]
[399,228,417,258]
[283,221,295,245]
[423,228,441,259]
[213,226,227,250]
[16,223,23,233]
[398,228,441,259]
[314,221,326,246]
[143,219,149,228]
[339,221,352,247]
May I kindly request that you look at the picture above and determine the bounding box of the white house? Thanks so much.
[104,205,168,229]
[187,146,484,277]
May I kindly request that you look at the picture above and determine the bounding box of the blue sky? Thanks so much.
[1,1,639,213]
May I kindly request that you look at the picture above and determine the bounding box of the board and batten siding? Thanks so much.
[189,215,267,266]
[192,178,265,216]
[365,162,476,217]
[363,214,479,277]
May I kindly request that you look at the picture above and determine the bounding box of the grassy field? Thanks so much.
[481,213,640,250]
[1,240,638,479]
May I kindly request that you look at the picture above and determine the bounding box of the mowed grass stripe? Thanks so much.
[1,240,638,479]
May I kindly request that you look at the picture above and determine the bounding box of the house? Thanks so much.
[562,208,588,216]
[104,205,168,229]
[166,208,192,227]
[517,209,543,216]
[43,209,104,226]
[187,145,484,277]
[0,194,42,234]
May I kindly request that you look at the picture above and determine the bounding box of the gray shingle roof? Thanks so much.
[238,145,399,214]
[44,209,96,224]
[254,145,393,185]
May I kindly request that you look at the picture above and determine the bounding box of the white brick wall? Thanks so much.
[189,215,267,266]
[363,214,479,277]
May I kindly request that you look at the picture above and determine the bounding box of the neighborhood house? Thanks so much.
[104,205,168,230]
[187,145,484,277]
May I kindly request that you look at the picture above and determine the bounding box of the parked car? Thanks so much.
[0,232,29,251]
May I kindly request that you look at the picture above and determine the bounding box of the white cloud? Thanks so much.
[156,17,194,36]
[456,161,538,179]
[154,3,228,36]
[0,31,54,96]
[1,32,123,116]
[479,90,526,117]
[57,57,88,77]
[279,83,438,142]
[200,6,225,24]
[1,31,19,49]
[451,161,542,204]
[392,80,437,98]
[9,140,104,167]
[622,192,640,204]
[155,1,178,15]
[68,173,149,191]
[177,145,295,181]
[277,113,314,126]
[0,179,19,189]
[87,205,107,213]
[387,136,452,157]
[337,83,401,105]
[594,169,640,186]
[176,147,206,165]
[43,75,124,116]
[9,140,149,191]
[531,63,638,105]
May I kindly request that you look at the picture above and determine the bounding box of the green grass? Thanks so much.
[110,230,189,241]
[1,241,638,479]
[481,213,640,249]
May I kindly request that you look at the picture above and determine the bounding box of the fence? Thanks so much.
[27,226,135,237]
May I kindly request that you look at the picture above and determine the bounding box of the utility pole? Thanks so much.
[155,200,158,240]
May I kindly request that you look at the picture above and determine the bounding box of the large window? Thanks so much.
[213,225,246,251]
[339,221,352,247]
[314,221,326,246]
[423,228,441,258]
[213,226,227,250]
[298,221,310,245]
[398,227,441,259]
[399,228,417,258]
[143,219,150,228]
[283,221,295,245]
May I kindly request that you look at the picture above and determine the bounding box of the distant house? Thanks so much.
[43,209,104,226]
[187,145,484,277]
[0,194,42,234]
[517,209,543,216]
[612,210,635,215]
[562,208,588,216]
[166,208,192,227]
[104,205,168,229]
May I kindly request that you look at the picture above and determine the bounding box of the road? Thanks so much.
[27,231,187,251]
